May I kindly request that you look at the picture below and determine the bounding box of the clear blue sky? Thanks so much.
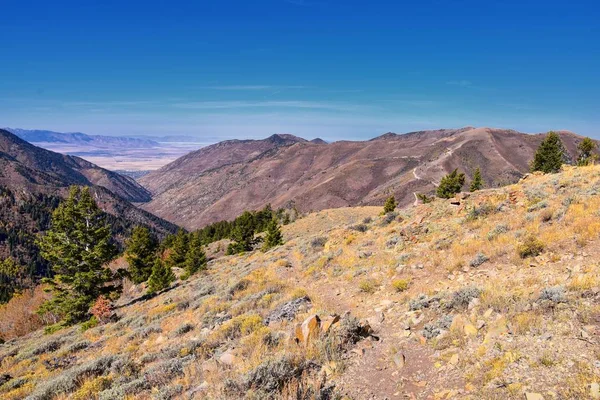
[1,0,599,140]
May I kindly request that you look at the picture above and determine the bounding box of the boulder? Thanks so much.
[525,393,544,400]
[301,314,321,346]
[321,314,340,334]
[219,350,238,366]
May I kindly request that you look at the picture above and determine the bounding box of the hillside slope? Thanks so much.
[140,127,590,230]
[0,129,151,202]
[0,129,178,286]
[3,165,600,399]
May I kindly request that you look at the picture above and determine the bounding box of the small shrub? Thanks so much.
[392,279,410,292]
[310,237,327,249]
[243,355,308,394]
[174,323,194,336]
[32,338,63,356]
[466,203,495,221]
[350,224,368,233]
[527,200,548,212]
[381,212,398,226]
[80,316,99,332]
[469,252,489,268]
[517,235,545,258]
[448,287,481,310]
[487,224,509,241]
[65,340,91,354]
[539,286,567,303]
[409,294,436,311]
[144,359,184,387]
[358,279,377,294]
[362,217,373,224]
[539,209,553,222]
[416,193,434,203]
[90,296,113,324]
[27,355,115,400]
[422,315,454,339]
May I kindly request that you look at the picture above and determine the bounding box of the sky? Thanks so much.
[1,0,599,141]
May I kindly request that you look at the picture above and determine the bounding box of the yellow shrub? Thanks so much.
[392,279,410,292]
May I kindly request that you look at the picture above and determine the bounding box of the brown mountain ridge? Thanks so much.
[139,127,593,230]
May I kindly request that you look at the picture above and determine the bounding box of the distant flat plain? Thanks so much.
[31,141,204,171]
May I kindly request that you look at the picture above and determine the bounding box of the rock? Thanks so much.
[380,299,393,307]
[321,314,340,334]
[301,314,321,346]
[449,354,459,365]
[468,298,480,310]
[464,323,478,336]
[393,352,406,368]
[219,350,238,366]
[525,393,544,400]
[450,199,461,206]
[591,382,600,399]
[294,323,304,344]
[202,360,218,373]
[450,314,466,332]
[484,316,508,344]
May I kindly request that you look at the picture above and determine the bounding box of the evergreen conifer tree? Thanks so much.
[262,218,284,251]
[147,258,175,294]
[436,169,466,198]
[531,131,567,173]
[577,137,598,166]
[183,233,207,279]
[38,186,117,324]
[383,196,397,213]
[469,167,484,192]
[227,211,255,254]
[165,229,188,268]
[125,226,158,284]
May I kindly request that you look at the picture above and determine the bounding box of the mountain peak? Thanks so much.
[265,134,307,144]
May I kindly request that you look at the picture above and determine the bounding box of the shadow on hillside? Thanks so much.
[114,282,181,310]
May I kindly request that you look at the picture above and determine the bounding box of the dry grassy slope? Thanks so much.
[4,166,600,399]
[140,127,591,230]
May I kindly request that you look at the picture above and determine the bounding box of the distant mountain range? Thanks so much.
[139,128,594,230]
[5,128,160,148]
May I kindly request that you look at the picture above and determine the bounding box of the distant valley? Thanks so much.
[4,128,205,172]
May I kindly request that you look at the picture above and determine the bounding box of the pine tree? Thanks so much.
[436,169,466,198]
[262,218,284,251]
[0,258,21,304]
[125,226,158,284]
[383,196,397,213]
[577,137,598,166]
[183,233,207,279]
[531,131,567,173]
[147,258,175,295]
[165,229,188,269]
[470,167,484,192]
[37,186,117,324]
[227,211,255,254]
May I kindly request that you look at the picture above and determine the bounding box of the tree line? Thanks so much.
[18,187,286,330]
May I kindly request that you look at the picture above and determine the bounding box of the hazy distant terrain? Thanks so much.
[5,128,204,172]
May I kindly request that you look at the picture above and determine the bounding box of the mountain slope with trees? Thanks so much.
[139,127,596,230]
